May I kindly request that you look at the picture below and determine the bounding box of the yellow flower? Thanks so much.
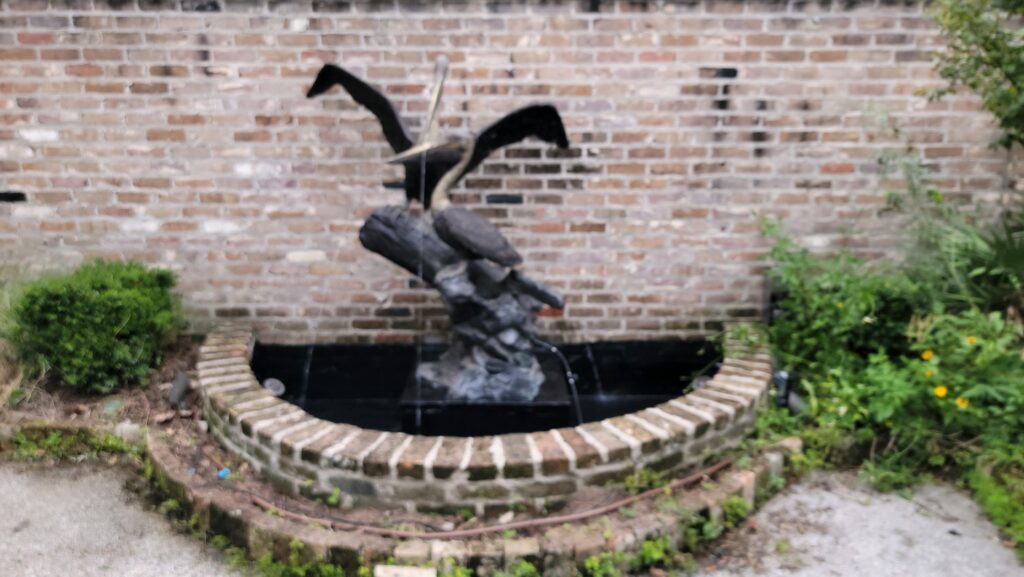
[965,335,977,346]
[934,385,948,398]
[836,302,845,309]
[924,368,934,378]
[921,350,934,361]
[956,397,969,410]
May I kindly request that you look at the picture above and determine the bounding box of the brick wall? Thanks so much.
[0,0,1012,344]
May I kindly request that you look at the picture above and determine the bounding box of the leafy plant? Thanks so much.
[622,467,664,494]
[582,551,625,577]
[6,428,140,461]
[878,118,1024,316]
[764,219,930,377]
[969,467,1024,557]
[701,519,724,541]
[440,563,472,577]
[721,496,751,529]
[632,537,672,570]
[9,260,182,393]
[254,539,345,577]
[493,560,541,577]
[931,0,1024,149]
[326,487,341,507]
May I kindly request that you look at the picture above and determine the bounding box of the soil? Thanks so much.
[6,335,201,425]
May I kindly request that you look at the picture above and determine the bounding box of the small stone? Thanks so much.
[153,411,175,424]
[196,420,209,434]
[167,371,191,408]
[498,510,515,524]
[773,436,803,455]
[178,409,194,418]
[114,421,142,444]
[765,451,784,478]
[263,378,286,397]
[430,540,468,563]
[503,537,540,561]
[102,400,123,417]
[394,540,430,564]
[374,566,436,577]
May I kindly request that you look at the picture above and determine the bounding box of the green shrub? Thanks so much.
[765,219,1024,479]
[764,220,931,376]
[10,260,182,393]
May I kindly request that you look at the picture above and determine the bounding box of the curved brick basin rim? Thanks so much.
[144,428,802,575]
[198,325,773,513]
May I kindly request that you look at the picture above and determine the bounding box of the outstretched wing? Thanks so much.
[463,104,570,176]
[306,64,413,153]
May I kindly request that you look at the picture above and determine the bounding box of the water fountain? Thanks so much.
[195,58,773,515]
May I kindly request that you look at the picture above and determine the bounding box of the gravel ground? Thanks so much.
[696,470,1023,577]
[1,464,1020,577]
[0,463,241,577]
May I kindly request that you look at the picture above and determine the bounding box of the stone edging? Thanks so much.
[198,325,774,513]
[146,427,802,576]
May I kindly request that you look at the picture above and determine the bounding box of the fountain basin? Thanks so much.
[251,339,718,436]
[198,326,772,513]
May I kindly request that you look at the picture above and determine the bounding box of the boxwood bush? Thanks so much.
[10,260,182,393]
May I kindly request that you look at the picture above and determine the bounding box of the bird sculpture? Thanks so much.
[346,56,572,403]
[306,58,570,210]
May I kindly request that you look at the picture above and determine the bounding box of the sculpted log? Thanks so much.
[359,206,563,402]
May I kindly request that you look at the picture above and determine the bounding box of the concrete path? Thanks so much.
[0,464,1020,577]
[0,463,242,577]
[697,471,1023,577]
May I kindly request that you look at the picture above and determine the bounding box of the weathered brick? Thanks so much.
[466,436,498,481]
[0,0,1008,355]
[531,432,570,476]
[577,423,631,463]
[362,433,410,477]
[430,437,467,480]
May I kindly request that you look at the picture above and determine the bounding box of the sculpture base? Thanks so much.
[400,359,571,436]
[414,341,544,402]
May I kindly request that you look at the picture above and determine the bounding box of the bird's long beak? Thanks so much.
[385,140,461,164]
[424,56,449,136]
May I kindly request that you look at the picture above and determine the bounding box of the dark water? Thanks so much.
[251,340,719,436]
